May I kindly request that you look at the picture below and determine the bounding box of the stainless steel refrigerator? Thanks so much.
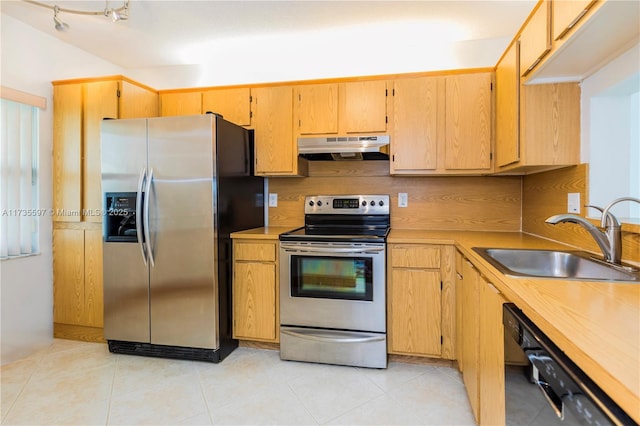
[100,114,264,362]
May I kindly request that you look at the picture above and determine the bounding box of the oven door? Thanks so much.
[280,241,386,332]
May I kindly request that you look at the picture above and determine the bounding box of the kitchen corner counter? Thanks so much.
[389,229,640,423]
[230,226,297,240]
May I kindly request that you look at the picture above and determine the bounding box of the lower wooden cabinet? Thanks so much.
[232,239,279,342]
[387,243,455,359]
[52,226,104,341]
[456,250,508,425]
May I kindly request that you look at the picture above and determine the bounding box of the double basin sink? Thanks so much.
[473,248,640,282]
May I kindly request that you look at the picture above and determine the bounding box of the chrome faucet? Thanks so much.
[545,197,640,265]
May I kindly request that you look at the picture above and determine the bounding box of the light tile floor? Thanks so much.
[1,339,475,425]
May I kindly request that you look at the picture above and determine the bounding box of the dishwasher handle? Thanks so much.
[535,377,565,420]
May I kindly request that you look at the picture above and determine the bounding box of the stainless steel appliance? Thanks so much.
[503,303,635,425]
[297,135,390,160]
[101,114,264,362]
[279,195,390,369]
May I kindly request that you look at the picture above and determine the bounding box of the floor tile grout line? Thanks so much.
[284,376,322,425]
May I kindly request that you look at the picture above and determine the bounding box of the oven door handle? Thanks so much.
[281,328,385,344]
[281,246,385,254]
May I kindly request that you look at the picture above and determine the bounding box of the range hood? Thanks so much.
[298,135,390,161]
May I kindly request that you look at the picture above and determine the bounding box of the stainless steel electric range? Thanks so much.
[279,194,390,369]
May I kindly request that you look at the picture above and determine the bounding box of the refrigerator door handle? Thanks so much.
[136,167,147,266]
[143,167,155,267]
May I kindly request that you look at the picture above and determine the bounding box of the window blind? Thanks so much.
[0,98,39,258]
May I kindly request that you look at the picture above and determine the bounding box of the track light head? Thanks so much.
[53,5,69,32]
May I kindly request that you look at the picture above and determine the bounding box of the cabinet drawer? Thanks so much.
[234,241,277,262]
[390,245,440,269]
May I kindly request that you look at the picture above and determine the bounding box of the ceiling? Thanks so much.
[1,0,537,86]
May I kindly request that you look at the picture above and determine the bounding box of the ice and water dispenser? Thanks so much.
[104,193,138,242]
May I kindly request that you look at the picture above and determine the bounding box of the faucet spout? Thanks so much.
[545,214,613,262]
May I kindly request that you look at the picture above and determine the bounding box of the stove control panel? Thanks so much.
[305,195,390,215]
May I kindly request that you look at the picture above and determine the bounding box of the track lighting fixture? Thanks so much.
[23,0,130,31]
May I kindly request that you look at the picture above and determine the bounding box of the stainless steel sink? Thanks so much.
[472,248,640,282]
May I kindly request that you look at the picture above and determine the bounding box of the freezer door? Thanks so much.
[147,115,218,349]
[101,118,150,342]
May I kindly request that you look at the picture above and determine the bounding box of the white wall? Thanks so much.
[581,43,640,219]
[0,14,123,364]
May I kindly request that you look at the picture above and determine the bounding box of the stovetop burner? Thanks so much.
[279,195,390,243]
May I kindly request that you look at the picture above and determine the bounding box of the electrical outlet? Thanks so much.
[568,193,580,213]
[398,192,408,208]
[268,193,278,207]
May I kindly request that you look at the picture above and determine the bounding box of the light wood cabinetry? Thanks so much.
[202,87,252,127]
[553,0,597,41]
[390,72,493,175]
[387,244,455,359]
[232,239,279,342]
[253,86,307,176]
[456,250,509,425]
[159,91,202,116]
[52,76,158,342]
[478,278,506,426]
[294,80,387,136]
[459,257,480,422]
[295,83,339,135]
[519,0,551,77]
[389,76,440,173]
[495,41,581,174]
[444,73,493,171]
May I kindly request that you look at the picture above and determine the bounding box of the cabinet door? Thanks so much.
[390,77,440,172]
[159,92,202,116]
[389,269,442,356]
[461,259,480,422]
[253,86,295,175]
[83,229,104,327]
[119,80,159,119]
[479,280,506,426]
[295,83,338,134]
[83,81,118,222]
[495,42,520,168]
[444,73,492,170]
[343,80,387,133]
[520,0,551,76]
[53,228,85,325]
[202,87,252,127]
[233,262,277,341]
[553,0,596,41]
[53,84,82,222]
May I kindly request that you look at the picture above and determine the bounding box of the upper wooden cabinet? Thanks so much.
[390,72,492,175]
[444,73,493,171]
[553,0,597,41]
[519,0,552,77]
[53,77,158,222]
[159,91,202,116]
[294,80,387,136]
[495,41,581,174]
[202,87,252,127]
[253,86,307,176]
[495,43,521,169]
[295,83,338,134]
[389,76,440,173]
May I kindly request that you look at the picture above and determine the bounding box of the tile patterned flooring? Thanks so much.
[1,339,475,425]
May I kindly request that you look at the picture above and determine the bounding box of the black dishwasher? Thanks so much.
[503,303,636,425]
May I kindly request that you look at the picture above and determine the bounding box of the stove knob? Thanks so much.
[317,201,323,206]
[370,200,375,206]
[361,201,367,207]
[379,200,384,206]
[309,201,314,207]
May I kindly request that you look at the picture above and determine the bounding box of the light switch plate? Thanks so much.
[268,193,278,207]
[568,193,580,213]
[398,192,408,208]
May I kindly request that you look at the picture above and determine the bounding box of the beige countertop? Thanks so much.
[390,229,640,423]
[232,227,640,422]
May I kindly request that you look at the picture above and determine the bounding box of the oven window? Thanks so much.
[290,255,373,301]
